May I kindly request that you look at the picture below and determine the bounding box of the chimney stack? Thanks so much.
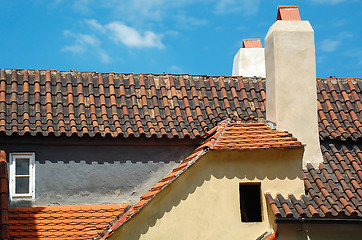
[232,39,265,77]
[265,6,323,167]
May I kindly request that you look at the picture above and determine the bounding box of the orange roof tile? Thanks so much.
[213,122,302,150]
[99,121,302,239]
[8,203,130,240]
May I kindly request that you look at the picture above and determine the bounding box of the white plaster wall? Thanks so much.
[265,21,323,167]
[232,48,266,77]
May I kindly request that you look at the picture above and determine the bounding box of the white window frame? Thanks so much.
[9,152,35,200]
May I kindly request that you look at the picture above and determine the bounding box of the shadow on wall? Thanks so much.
[210,149,304,181]
[2,144,196,164]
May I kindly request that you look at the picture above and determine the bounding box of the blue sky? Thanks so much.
[1,0,361,77]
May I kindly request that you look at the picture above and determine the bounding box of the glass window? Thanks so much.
[9,153,35,200]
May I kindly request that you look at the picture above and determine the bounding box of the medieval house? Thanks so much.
[0,5,361,240]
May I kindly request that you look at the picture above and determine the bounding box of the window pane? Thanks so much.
[16,158,30,175]
[16,177,29,194]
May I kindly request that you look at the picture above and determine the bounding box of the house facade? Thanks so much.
[0,5,361,240]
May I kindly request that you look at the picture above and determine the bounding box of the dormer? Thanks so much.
[101,121,304,239]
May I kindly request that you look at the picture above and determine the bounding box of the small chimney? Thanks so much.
[277,5,301,21]
[232,39,265,77]
[265,6,323,167]
[242,38,262,48]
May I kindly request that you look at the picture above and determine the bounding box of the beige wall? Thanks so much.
[110,147,304,240]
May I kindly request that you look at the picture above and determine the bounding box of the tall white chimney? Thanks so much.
[265,6,323,167]
[232,39,265,77]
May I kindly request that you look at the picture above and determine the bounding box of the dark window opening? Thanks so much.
[239,183,262,222]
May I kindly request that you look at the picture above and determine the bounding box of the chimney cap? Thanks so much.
[242,39,263,48]
[277,5,301,21]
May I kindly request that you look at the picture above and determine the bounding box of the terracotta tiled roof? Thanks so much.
[98,121,302,239]
[8,203,129,239]
[266,143,362,219]
[212,122,302,150]
[0,69,264,138]
[0,151,10,240]
[317,78,362,141]
[0,70,360,140]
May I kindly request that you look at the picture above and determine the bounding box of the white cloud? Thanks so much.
[309,0,347,4]
[62,30,111,64]
[176,14,208,27]
[317,55,327,64]
[320,31,354,52]
[320,39,341,52]
[92,0,257,24]
[344,48,362,66]
[106,22,164,48]
[86,19,165,49]
[73,0,91,14]
[62,18,164,65]
[86,19,106,33]
[62,30,99,53]
[105,0,194,21]
[213,0,260,15]
[170,65,183,73]
[62,44,85,53]
[50,0,92,14]
[99,50,111,64]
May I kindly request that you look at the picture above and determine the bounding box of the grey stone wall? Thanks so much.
[2,139,197,207]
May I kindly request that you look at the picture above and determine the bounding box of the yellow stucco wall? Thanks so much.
[110,147,304,240]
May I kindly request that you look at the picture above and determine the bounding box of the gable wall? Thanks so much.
[110,147,304,240]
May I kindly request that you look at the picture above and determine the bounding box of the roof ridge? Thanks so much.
[3,69,360,80]
[201,120,229,150]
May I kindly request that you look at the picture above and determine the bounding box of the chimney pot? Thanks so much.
[277,5,301,21]
[242,39,263,48]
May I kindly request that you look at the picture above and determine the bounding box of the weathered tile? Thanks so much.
[8,203,129,239]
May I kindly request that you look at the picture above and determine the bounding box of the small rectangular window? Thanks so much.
[9,153,35,200]
[239,183,262,222]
